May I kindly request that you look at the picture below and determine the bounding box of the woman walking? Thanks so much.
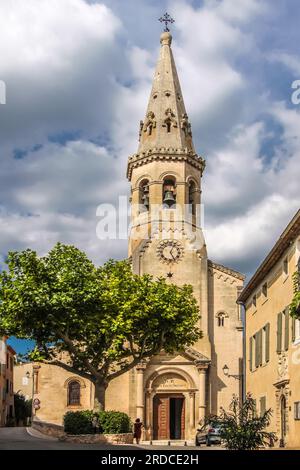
[133,418,143,445]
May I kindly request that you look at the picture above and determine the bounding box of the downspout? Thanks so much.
[237,300,246,403]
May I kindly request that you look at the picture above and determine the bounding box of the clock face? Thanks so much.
[157,240,184,264]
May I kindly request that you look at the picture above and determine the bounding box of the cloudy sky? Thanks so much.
[1,0,300,341]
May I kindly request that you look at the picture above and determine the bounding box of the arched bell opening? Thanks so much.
[188,180,196,216]
[163,177,176,208]
[139,179,150,212]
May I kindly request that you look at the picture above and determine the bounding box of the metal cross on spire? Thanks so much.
[159,12,175,32]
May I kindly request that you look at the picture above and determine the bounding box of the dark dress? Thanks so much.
[133,421,143,439]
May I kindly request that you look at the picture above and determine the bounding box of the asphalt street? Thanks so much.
[0,427,220,450]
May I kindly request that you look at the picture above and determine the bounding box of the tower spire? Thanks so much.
[137,27,195,154]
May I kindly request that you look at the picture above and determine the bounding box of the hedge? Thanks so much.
[63,410,132,435]
[64,410,94,435]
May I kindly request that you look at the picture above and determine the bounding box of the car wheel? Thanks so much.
[206,437,211,447]
[195,438,201,447]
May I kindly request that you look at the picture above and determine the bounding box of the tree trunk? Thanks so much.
[93,381,107,411]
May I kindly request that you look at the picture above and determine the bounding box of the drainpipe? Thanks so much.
[237,300,246,403]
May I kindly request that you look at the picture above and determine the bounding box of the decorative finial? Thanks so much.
[159,12,175,32]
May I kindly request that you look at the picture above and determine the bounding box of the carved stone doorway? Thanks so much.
[153,394,185,440]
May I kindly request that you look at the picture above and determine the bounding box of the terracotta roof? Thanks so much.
[238,209,300,304]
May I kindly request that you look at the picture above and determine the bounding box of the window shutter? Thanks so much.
[292,317,296,342]
[259,329,263,366]
[255,334,259,368]
[265,323,270,363]
[249,336,253,371]
[284,308,289,351]
[277,313,282,353]
[260,396,266,417]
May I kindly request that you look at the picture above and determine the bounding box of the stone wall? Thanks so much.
[32,419,133,444]
[59,433,133,444]
[32,419,65,438]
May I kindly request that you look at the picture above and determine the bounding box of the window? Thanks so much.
[250,323,270,370]
[262,282,268,298]
[67,380,81,406]
[277,308,289,353]
[292,318,300,343]
[252,295,257,308]
[260,396,266,417]
[217,313,225,327]
[295,402,300,420]
[283,257,288,276]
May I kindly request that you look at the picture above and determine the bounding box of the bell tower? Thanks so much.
[119,22,244,439]
[127,29,210,353]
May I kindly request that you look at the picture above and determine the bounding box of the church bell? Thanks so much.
[163,190,175,206]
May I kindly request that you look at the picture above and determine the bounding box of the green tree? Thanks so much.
[208,393,276,450]
[0,243,201,410]
[14,393,32,425]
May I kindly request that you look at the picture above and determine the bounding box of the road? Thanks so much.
[0,427,220,450]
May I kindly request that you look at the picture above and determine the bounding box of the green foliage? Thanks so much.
[290,271,300,319]
[14,394,32,424]
[207,393,276,450]
[97,411,132,434]
[0,243,201,408]
[63,410,94,435]
[63,410,131,435]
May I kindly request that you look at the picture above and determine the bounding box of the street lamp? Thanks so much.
[222,364,242,380]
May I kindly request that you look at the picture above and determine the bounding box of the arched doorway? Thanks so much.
[145,369,197,441]
[153,394,185,440]
[280,395,287,446]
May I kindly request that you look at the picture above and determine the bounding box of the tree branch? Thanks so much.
[43,359,93,382]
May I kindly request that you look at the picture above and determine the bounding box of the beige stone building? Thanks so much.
[239,209,300,448]
[30,30,244,442]
[0,337,16,426]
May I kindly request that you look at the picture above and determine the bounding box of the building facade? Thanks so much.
[32,30,244,441]
[0,337,16,426]
[239,210,300,448]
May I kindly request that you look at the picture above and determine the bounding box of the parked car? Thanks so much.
[195,423,222,447]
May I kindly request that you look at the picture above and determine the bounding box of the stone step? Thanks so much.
[142,440,194,446]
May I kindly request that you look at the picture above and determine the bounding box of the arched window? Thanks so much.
[217,313,226,327]
[68,380,81,406]
[139,179,150,211]
[163,177,176,208]
[188,180,196,215]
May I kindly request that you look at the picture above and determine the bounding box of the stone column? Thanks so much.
[197,363,208,424]
[136,362,147,421]
[189,392,195,429]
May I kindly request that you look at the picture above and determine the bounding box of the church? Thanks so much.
[18,28,245,442]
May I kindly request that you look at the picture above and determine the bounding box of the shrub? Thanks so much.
[97,411,132,434]
[63,410,94,435]
[63,410,132,435]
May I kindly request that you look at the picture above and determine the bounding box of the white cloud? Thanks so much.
[0,0,299,283]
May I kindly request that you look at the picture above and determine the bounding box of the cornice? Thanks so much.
[208,260,245,281]
[127,148,205,180]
